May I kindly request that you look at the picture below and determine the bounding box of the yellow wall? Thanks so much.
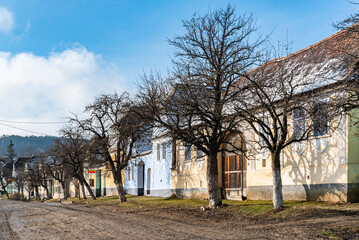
[244,114,349,202]
[173,142,208,199]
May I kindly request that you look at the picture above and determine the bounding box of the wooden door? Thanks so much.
[222,154,246,199]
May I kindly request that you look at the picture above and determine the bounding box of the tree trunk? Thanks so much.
[82,177,96,200]
[75,182,81,199]
[61,182,67,200]
[115,179,126,202]
[271,151,284,210]
[45,186,51,199]
[206,150,222,208]
[27,190,31,201]
[35,187,40,201]
[20,186,24,199]
[80,182,86,199]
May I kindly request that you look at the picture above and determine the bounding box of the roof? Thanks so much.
[14,157,32,169]
[244,27,359,93]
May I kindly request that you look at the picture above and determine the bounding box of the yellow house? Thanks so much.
[87,150,125,198]
[171,27,359,203]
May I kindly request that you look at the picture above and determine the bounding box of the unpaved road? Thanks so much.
[0,199,358,239]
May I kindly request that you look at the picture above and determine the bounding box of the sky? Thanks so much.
[0,0,355,136]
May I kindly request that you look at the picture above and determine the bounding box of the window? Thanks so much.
[196,148,204,160]
[157,144,160,161]
[312,103,328,137]
[128,166,131,181]
[90,179,94,187]
[184,143,192,161]
[262,159,266,167]
[258,115,270,147]
[176,143,180,170]
[292,107,306,139]
[162,143,166,160]
[132,166,135,181]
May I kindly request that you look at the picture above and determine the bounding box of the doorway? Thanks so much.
[222,133,247,200]
[137,161,145,196]
[95,170,101,197]
[147,168,151,195]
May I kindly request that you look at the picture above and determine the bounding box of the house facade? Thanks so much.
[125,131,173,197]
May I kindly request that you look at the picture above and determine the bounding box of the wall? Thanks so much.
[173,142,208,199]
[245,115,349,202]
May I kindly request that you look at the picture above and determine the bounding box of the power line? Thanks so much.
[0,122,51,136]
[0,119,67,124]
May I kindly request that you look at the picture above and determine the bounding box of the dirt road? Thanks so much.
[0,199,358,239]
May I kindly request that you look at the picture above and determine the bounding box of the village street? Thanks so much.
[1,199,359,239]
[0,199,254,240]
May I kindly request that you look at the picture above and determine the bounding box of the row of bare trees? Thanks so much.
[47,5,358,210]
[1,156,53,201]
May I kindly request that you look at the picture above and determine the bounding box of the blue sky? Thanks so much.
[0,0,355,136]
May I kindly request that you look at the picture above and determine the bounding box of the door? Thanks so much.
[222,154,246,199]
[147,168,151,195]
[95,170,101,197]
[103,174,106,196]
[137,162,144,196]
[49,180,53,197]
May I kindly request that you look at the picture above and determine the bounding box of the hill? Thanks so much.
[0,135,58,157]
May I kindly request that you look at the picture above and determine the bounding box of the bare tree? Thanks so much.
[332,3,359,127]
[38,157,53,200]
[46,145,73,200]
[137,5,264,208]
[26,158,43,201]
[13,166,26,199]
[72,92,151,202]
[56,125,101,200]
[231,31,354,209]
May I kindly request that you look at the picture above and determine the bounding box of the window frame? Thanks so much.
[258,114,270,147]
[184,143,192,161]
[196,147,204,160]
[157,144,160,161]
[162,142,166,161]
[312,100,329,137]
[292,106,306,140]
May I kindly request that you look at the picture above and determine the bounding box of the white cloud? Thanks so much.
[0,47,126,136]
[0,8,14,33]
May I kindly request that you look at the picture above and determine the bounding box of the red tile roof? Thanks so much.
[245,27,359,91]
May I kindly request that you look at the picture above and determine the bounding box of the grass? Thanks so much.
[56,194,209,209]
[45,194,359,218]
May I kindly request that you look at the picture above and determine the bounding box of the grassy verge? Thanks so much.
[46,194,359,218]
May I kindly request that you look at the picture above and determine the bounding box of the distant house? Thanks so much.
[13,157,32,177]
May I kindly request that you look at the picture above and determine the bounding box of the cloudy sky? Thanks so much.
[0,0,355,136]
